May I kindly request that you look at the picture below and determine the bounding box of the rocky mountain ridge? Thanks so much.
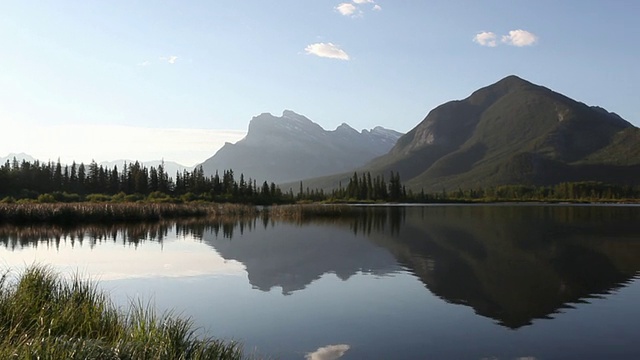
[199,110,402,183]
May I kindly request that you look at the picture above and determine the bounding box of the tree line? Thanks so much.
[1,158,638,204]
[300,171,640,203]
[0,158,289,204]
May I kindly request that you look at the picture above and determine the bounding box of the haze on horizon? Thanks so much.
[1,1,638,165]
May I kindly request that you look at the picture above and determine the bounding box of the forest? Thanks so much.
[0,158,287,204]
[1,158,639,204]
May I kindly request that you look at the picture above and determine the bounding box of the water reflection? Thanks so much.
[0,222,175,250]
[364,205,640,328]
[305,344,351,360]
[0,220,247,281]
[198,205,640,328]
[198,213,402,295]
[1,205,639,331]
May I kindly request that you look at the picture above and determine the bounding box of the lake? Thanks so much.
[1,205,640,359]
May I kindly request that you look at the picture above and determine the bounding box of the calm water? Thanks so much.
[1,205,640,359]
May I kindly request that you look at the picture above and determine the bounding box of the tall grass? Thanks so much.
[0,265,243,359]
[0,203,259,225]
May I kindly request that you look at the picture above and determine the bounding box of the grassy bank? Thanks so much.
[0,265,243,359]
[0,203,258,225]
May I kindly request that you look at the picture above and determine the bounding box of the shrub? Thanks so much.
[0,196,15,204]
[124,193,145,202]
[52,191,81,203]
[86,193,112,203]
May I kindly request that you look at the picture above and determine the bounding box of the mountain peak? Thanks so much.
[372,75,638,191]
[335,123,358,133]
[466,75,538,107]
[281,109,311,122]
[496,74,531,86]
[248,110,320,135]
[199,110,403,183]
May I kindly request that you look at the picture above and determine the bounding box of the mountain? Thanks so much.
[298,75,640,192]
[198,110,402,183]
[98,160,192,177]
[0,153,37,165]
[0,153,191,176]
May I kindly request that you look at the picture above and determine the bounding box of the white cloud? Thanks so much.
[305,344,351,360]
[502,29,538,47]
[159,55,179,64]
[336,1,380,17]
[138,60,151,67]
[304,42,350,60]
[473,31,498,47]
[335,3,357,16]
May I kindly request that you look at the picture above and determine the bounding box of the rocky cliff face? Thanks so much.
[199,110,402,183]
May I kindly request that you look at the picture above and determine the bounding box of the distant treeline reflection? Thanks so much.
[0,206,408,249]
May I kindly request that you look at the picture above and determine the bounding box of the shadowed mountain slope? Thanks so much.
[294,76,639,192]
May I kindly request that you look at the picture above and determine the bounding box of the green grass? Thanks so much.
[0,265,244,360]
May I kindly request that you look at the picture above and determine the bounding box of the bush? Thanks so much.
[147,191,174,203]
[124,193,145,202]
[37,193,56,203]
[0,196,15,204]
[85,193,112,203]
[110,192,127,203]
[181,192,200,202]
[52,191,81,203]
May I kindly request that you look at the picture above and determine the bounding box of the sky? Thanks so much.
[1,1,639,166]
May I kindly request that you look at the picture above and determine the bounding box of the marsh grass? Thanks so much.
[0,202,259,225]
[0,265,243,359]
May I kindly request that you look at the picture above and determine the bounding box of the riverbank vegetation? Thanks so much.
[0,265,243,359]
[0,203,258,225]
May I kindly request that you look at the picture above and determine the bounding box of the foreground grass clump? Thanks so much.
[0,203,259,225]
[0,266,243,360]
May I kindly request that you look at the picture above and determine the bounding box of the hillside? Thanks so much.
[199,110,402,184]
[295,76,639,192]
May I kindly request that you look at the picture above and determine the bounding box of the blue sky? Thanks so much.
[1,1,638,165]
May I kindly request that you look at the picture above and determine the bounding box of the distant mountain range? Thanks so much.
[198,110,402,183]
[98,160,192,177]
[0,153,191,176]
[0,153,37,165]
[7,75,639,191]
[297,75,640,191]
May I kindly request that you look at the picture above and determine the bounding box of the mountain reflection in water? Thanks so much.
[363,205,640,328]
[1,205,639,331]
